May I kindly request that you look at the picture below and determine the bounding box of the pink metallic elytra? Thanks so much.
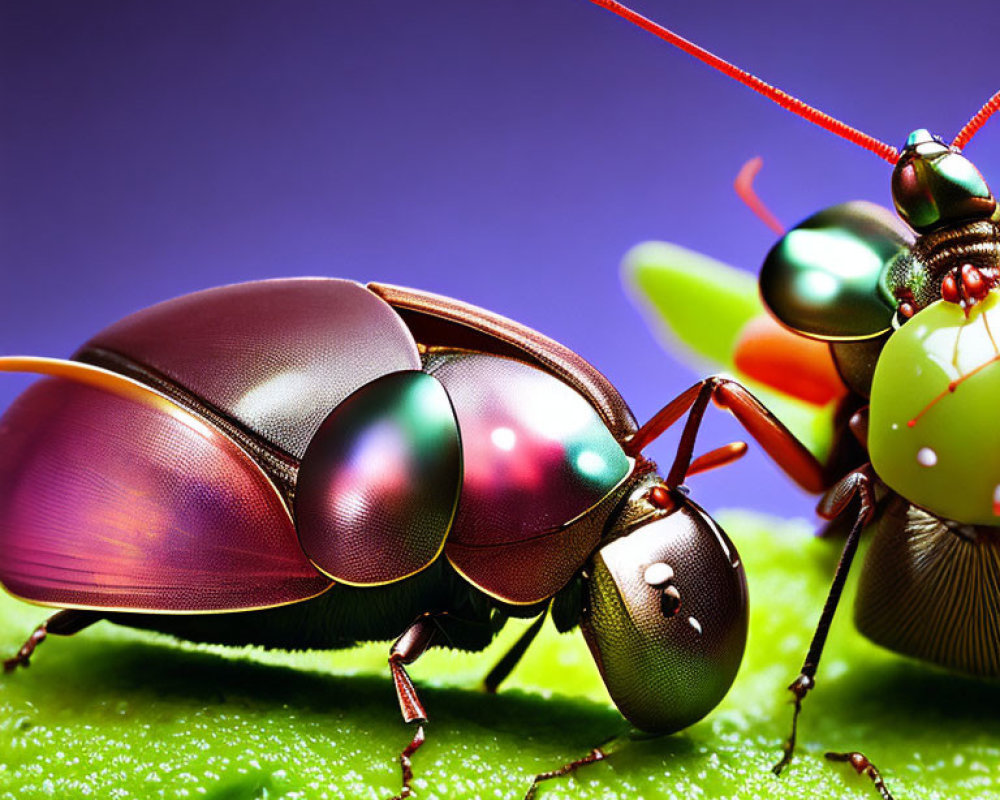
[0,376,329,612]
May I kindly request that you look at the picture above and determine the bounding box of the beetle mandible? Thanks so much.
[589,0,1000,794]
[0,275,837,797]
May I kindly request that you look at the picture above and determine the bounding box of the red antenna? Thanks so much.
[586,0,900,164]
[734,157,785,236]
[953,90,1000,150]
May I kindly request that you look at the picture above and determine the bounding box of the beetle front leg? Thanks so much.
[772,466,876,776]
[4,609,101,673]
[826,751,895,800]
[387,615,439,800]
[627,376,831,493]
[523,747,607,800]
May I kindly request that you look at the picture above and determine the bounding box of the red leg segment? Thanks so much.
[386,616,439,799]
[524,748,607,800]
[627,376,830,494]
[826,751,895,800]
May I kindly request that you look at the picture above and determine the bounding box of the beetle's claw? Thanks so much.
[771,673,814,776]
[3,655,27,674]
[3,623,48,675]
[825,751,895,800]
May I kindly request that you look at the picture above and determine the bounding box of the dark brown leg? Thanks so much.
[4,610,101,673]
[625,376,830,493]
[387,616,439,800]
[524,748,607,800]
[826,751,894,800]
[482,610,547,694]
[392,726,426,800]
[772,467,875,776]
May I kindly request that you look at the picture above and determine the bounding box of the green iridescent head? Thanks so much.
[580,479,748,732]
[891,129,996,232]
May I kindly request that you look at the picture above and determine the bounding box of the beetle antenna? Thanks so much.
[734,156,785,236]
[952,89,1000,150]
[585,0,899,164]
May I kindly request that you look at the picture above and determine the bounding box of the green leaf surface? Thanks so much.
[2,513,999,799]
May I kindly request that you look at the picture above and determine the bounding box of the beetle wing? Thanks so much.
[430,353,633,605]
[367,282,637,440]
[0,357,331,613]
[623,241,839,462]
[78,279,422,459]
[295,370,462,586]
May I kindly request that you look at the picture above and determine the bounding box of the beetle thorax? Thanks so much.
[885,219,1000,315]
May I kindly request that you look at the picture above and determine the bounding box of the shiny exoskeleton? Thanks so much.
[738,130,1000,786]
[758,131,1000,678]
[0,278,755,797]
[584,1,1000,795]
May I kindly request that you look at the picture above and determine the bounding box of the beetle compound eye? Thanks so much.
[660,584,682,617]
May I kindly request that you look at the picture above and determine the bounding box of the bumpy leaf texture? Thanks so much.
[2,513,998,799]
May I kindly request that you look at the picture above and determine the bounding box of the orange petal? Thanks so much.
[734,315,847,406]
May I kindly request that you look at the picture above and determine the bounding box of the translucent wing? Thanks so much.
[0,357,331,613]
[623,241,840,461]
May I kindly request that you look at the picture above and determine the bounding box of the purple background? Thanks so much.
[3,0,1000,520]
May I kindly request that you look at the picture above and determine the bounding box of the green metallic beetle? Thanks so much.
[587,0,1000,796]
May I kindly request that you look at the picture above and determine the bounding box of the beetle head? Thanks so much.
[891,129,996,232]
[581,477,748,733]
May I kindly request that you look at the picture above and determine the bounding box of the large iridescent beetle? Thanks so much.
[589,0,1000,795]
[0,277,787,796]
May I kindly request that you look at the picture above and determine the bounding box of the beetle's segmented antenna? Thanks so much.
[586,0,900,164]
[953,90,1000,150]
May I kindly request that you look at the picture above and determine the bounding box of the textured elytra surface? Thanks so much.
[82,279,421,459]
[2,512,1000,799]
[0,377,327,613]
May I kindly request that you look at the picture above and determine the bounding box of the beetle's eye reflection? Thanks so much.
[660,584,681,617]
[643,561,673,586]
[644,562,682,617]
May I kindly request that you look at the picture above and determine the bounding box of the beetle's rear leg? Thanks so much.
[826,751,894,800]
[482,609,547,693]
[387,615,439,800]
[4,609,102,673]
[772,466,875,776]
[523,747,607,800]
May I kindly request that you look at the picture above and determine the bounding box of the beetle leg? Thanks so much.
[523,747,607,800]
[482,609,547,693]
[772,466,876,776]
[3,609,101,673]
[826,751,895,800]
[685,441,748,478]
[387,615,439,800]
[627,377,830,493]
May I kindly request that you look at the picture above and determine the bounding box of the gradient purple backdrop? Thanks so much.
[3,0,999,520]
